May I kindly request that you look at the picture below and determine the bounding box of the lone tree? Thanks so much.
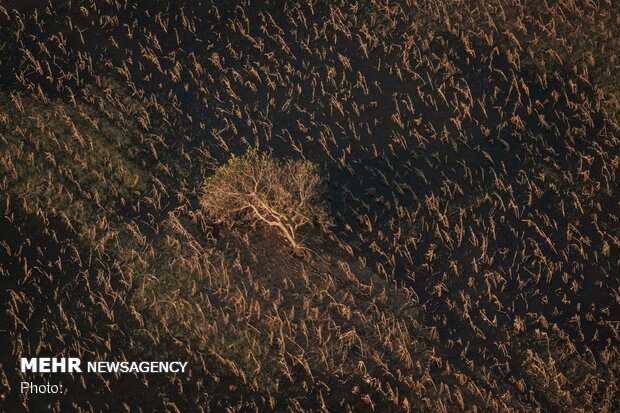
[201,150,329,251]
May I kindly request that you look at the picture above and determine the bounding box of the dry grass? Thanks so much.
[0,0,618,412]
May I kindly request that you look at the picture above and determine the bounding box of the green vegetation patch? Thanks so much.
[0,92,148,235]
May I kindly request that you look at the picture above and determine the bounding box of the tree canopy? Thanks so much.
[201,150,329,250]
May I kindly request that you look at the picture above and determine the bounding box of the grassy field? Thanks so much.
[0,0,618,411]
